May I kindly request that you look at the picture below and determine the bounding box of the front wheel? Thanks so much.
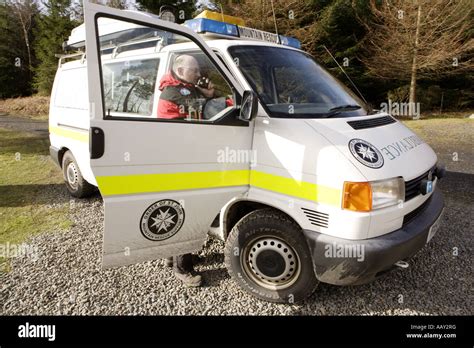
[224,208,319,303]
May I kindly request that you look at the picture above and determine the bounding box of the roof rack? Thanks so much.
[108,36,166,57]
[55,52,86,68]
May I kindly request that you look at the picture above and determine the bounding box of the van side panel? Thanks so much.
[49,63,97,186]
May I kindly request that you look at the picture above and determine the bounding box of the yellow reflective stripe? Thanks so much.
[96,169,341,206]
[49,126,88,143]
[96,170,250,196]
[250,170,341,206]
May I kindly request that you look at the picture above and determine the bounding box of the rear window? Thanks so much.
[54,68,88,110]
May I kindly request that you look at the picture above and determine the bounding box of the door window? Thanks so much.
[103,59,159,117]
[163,51,234,121]
[96,17,236,123]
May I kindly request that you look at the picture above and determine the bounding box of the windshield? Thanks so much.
[228,46,369,118]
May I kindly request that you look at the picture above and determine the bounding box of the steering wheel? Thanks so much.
[202,97,228,120]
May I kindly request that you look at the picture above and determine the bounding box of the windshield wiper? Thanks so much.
[323,104,361,118]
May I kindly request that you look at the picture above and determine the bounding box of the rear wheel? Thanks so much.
[62,151,95,198]
[224,208,318,303]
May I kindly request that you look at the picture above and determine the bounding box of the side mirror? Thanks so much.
[239,90,258,122]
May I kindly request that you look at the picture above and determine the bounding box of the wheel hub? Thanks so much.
[66,162,78,188]
[255,249,286,277]
[245,237,299,289]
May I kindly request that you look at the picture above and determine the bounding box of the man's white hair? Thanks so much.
[173,55,198,74]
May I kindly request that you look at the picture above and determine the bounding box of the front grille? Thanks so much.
[301,208,329,228]
[404,166,435,201]
[347,116,396,130]
[403,197,431,226]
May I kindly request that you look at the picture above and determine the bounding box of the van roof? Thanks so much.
[59,38,302,70]
[66,13,301,51]
[59,38,301,69]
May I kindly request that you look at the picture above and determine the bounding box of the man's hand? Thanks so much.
[196,81,215,98]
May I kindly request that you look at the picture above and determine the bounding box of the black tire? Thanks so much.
[224,208,318,303]
[62,151,95,198]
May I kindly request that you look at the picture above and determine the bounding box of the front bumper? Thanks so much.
[303,189,444,285]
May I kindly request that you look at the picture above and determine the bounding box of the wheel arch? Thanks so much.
[58,147,70,168]
[222,198,303,240]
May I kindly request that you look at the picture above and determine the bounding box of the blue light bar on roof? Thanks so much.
[183,18,301,49]
[279,35,301,49]
[184,18,239,37]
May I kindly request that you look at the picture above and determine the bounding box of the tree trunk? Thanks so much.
[409,4,422,119]
[22,27,32,75]
[13,3,33,78]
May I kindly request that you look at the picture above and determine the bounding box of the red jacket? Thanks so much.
[157,73,201,119]
[157,73,234,119]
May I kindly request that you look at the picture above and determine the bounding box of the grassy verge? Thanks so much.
[0,127,72,272]
[419,111,473,119]
[403,118,473,147]
[0,96,50,120]
[393,111,473,121]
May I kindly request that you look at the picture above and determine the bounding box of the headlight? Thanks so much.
[342,177,405,212]
[370,177,405,209]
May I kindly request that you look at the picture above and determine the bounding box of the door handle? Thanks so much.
[90,127,104,159]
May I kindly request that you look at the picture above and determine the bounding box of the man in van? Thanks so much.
[158,54,218,287]
[157,54,215,120]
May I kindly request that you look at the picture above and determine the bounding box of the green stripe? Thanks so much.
[96,170,250,196]
[96,169,341,206]
[250,170,341,206]
[49,126,88,143]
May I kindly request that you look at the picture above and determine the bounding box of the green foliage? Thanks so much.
[387,85,410,104]
[33,0,77,96]
[136,0,196,23]
[387,81,474,111]
[302,0,392,107]
[387,84,444,111]
[0,1,38,98]
[312,0,367,59]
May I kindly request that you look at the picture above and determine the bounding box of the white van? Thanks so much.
[49,2,445,303]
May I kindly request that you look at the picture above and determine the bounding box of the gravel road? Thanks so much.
[0,115,48,136]
[0,116,472,315]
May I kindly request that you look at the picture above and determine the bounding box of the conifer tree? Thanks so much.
[34,0,76,95]
[136,0,196,23]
